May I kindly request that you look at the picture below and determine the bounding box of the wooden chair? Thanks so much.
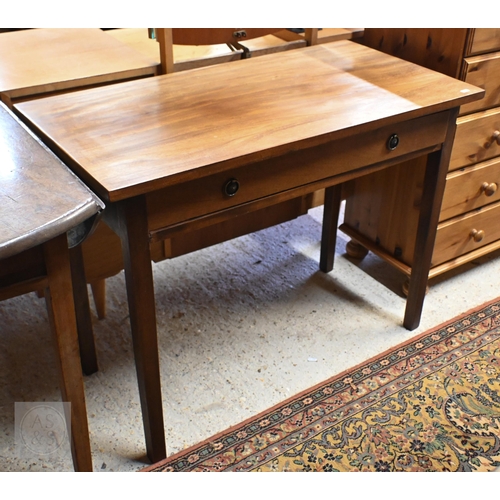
[0,102,104,471]
[108,28,244,72]
[153,29,365,72]
[154,28,313,74]
[108,28,318,74]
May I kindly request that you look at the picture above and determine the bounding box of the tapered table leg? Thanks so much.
[106,196,167,463]
[69,244,98,375]
[320,184,343,273]
[404,109,458,330]
[91,280,107,320]
[44,233,93,472]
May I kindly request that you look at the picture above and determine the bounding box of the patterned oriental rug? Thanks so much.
[143,298,500,472]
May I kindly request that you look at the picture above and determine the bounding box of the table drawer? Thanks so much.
[146,112,450,232]
[467,28,500,56]
[450,107,500,171]
[440,156,500,221]
[433,200,500,266]
[460,51,500,114]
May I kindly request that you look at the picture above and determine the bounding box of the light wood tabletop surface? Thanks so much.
[0,28,158,104]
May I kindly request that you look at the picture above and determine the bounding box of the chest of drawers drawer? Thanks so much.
[146,112,449,233]
[433,200,500,266]
[468,28,500,55]
[450,107,500,171]
[460,51,500,114]
[440,156,500,221]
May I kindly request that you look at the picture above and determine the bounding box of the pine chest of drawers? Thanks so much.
[341,28,500,283]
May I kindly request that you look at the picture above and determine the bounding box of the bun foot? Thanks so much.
[346,239,369,259]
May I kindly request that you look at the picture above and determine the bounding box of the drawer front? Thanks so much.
[440,156,500,221]
[467,29,500,56]
[146,112,450,232]
[433,200,500,266]
[460,51,500,114]
[450,107,500,171]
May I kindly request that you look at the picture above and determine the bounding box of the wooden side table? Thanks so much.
[15,40,484,465]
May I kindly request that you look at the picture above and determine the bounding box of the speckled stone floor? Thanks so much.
[2,205,500,472]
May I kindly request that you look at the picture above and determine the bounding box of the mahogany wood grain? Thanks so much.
[16,41,483,204]
[403,108,459,330]
[163,197,311,258]
[320,185,343,272]
[103,198,167,463]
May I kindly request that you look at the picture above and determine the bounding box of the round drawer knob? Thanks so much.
[387,134,399,151]
[484,130,500,149]
[481,182,498,196]
[223,178,240,197]
[470,228,485,242]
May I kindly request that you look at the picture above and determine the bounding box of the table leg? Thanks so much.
[69,244,98,375]
[43,233,93,472]
[320,184,343,273]
[91,280,107,320]
[106,197,167,463]
[404,110,458,330]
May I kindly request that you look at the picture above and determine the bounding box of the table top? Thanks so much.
[0,28,158,101]
[15,40,484,203]
[0,103,103,260]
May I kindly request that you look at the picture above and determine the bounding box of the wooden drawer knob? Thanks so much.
[481,182,498,196]
[470,228,485,242]
[484,130,500,149]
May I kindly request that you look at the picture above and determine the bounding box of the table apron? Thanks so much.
[146,111,451,235]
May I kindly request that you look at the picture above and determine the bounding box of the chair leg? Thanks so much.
[91,279,107,320]
[44,234,93,472]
